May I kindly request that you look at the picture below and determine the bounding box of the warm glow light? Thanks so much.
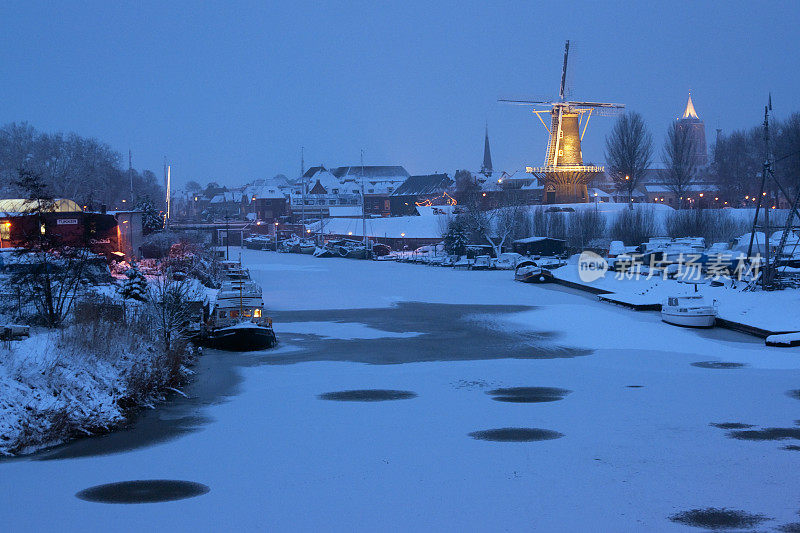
[306,229,311,233]
[714,197,718,201]
[724,201,728,205]
[400,233,405,237]
[745,195,749,199]
[348,231,352,235]
[122,199,126,202]
[497,179,503,183]
[763,192,767,196]
[594,192,598,197]
[482,193,486,197]
[772,205,776,209]
[256,221,261,225]
[699,193,703,197]
[254,309,262,318]
[274,222,279,226]
[625,175,629,180]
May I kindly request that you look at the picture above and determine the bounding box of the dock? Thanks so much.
[550,271,799,340]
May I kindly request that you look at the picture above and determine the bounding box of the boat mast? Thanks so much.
[361,149,366,247]
[301,147,306,231]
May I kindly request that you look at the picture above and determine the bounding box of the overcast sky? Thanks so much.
[2,1,798,187]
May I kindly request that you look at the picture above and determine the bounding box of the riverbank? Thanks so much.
[0,320,198,456]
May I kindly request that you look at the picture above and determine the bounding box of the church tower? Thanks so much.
[480,123,493,177]
[677,93,708,167]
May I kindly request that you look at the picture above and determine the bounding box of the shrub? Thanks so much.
[610,206,657,245]
[666,209,751,244]
[566,209,607,249]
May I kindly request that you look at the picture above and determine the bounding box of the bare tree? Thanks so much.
[463,198,529,257]
[0,121,164,208]
[9,170,99,326]
[663,121,699,209]
[605,112,653,209]
[712,128,761,205]
[147,274,199,356]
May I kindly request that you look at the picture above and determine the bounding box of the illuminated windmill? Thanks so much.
[501,40,624,203]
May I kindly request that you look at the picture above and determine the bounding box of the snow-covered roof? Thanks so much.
[311,213,445,239]
[332,166,409,181]
[392,174,452,196]
[643,184,718,193]
[0,198,82,214]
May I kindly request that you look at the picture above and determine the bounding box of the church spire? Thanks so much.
[481,122,493,177]
[682,92,699,119]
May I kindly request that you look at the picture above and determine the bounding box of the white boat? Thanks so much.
[661,295,717,328]
[514,260,552,283]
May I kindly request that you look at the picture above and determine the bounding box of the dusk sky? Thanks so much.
[2,1,799,187]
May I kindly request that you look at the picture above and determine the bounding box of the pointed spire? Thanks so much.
[682,92,699,119]
[481,122,493,177]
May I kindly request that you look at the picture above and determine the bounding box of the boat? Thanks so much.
[514,260,552,283]
[470,255,492,270]
[205,320,277,351]
[453,256,473,270]
[205,280,277,350]
[660,295,717,328]
[313,246,335,258]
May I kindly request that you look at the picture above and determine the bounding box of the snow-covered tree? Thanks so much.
[443,216,470,256]
[119,262,148,303]
[134,196,164,235]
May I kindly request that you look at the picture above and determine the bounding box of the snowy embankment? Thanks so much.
[0,268,207,456]
[0,321,188,456]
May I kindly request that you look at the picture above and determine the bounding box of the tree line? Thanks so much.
[604,111,800,208]
[0,122,164,209]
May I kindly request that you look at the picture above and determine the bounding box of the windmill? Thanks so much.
[500,40,624,203]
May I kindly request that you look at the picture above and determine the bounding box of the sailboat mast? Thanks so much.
[300,147,306,230]
[360,149,366,246]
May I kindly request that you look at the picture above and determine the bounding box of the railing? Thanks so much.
[526,165,605,173]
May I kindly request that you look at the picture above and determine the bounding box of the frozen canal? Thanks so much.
[3,250,800,531]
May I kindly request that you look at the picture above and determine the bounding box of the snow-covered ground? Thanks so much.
[2,250,800,531]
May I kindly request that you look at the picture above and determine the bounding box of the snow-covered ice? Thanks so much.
[2,250,799,531]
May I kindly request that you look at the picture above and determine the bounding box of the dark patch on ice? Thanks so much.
[318,389,417,402]
[268,302,592,365]
[787,390,800,401]
[468,428,563,442]
[782,445,800,451]
[690,361,747,369]
[76,480,209,504]
[727,427,800,441]
[777,522,800,532]
[710,422,755,430]
[486,387,571,403]
[668,507,770,530]
[626,385,644,388]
